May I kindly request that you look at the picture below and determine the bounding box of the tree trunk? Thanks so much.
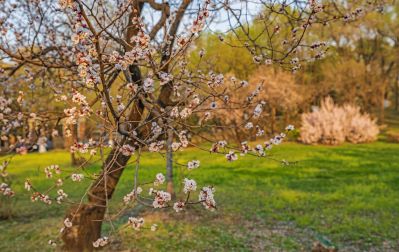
[395,76,399,111]
[166,128,175,199]
[284,110,289,127]
[379,85,386,123]
[271,107,276,134]
[62,148,131,251]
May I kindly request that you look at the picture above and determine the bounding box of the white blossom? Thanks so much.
[143,78,155,93]
[71,173,84,182]
[187,160,200,170]
[173,201,185,213]
[154,173,165,186]
[199,186,216,211]
[120,144,135,156]
[128,217,144,230]
[183,178,197,194]
[152,190,171,208]
[226,151,238,162]
[93,237,109,248]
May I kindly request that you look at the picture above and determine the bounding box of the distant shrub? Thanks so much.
[300,97,379,145]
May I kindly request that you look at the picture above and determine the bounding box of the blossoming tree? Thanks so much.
[0,0,384,250]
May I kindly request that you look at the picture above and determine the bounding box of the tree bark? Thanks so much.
[166,128,175,199]
[379,84,386,123]
[271,107,276,134]
[395,75,399,111]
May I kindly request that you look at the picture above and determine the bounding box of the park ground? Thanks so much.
[1,112,399,251]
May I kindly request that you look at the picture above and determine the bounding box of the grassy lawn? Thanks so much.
[0,141,399,251]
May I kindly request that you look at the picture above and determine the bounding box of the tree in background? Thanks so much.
[189,2,399,126]
[202,67,303,144]
[250,67,304,133]
[188,33,256,80]
[297,2,399,122]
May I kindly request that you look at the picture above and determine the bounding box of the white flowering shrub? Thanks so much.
[300,97,379,145]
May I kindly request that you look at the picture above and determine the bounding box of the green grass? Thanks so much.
[1,141,399,251]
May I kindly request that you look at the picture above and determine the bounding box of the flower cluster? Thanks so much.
[120,144,135,156]
[187,160,200,170]
[151,190,171,208]
[210,140,228,153]
[60,217,74,233]
[31,192,52,204]
[253,101,266,118]
[177,1,210,48]
[183,178,197,194]
[143,78,155,93]
[190,3,210,33]
[92,237,109,248]
[343,8,365,22]
[71,173,84,182]
[148,141,165,152]
[240,141,250,155]
[70,142,89,154]
[254,144,265,156]
[173,201,185,213]
[123,187,142,204]
[309,0,323,13]
[44,165,61,178]
[158,72,173,86]
[56,189,68,204]
[0,183,14,197]
[109,17,152,70]
[56,179,64,187]
[199,186,216,211]
[207,72,224,88]
[154,173,165,186]
[70,6,99,88]
[225,151,238,162]
[128,217,144,230]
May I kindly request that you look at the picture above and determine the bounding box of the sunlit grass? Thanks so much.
[0,141,399,251]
